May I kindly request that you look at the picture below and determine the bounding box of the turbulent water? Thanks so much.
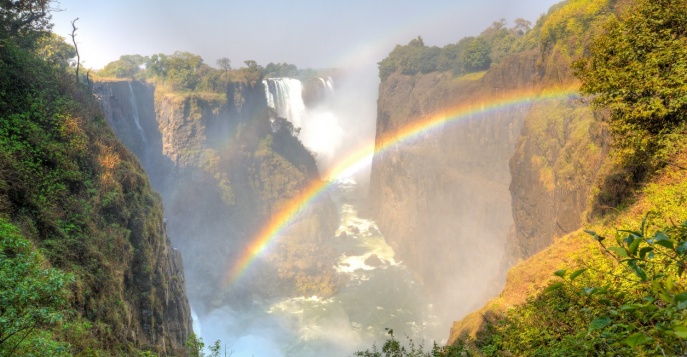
[195,178,444,356]
[263,78,307,128]
[263,77,345,171]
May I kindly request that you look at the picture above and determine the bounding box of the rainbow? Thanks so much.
[223,87,580,288]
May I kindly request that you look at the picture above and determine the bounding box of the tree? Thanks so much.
[573,0,687,162]
[33,32,75,69]
[69,17,79,84]
[0,0,55,44]
[459,37,491,73]
[148,51,205,90]
[0,219,72,356]
[99,54,147,79]
[216,57,231,72]
[511,18,532,36]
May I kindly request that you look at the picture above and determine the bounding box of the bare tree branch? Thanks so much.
[70,17,79,84]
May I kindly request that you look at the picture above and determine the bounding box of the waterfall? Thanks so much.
[319,77,334,93]
[127,82,147,145]
[262,78,306,128]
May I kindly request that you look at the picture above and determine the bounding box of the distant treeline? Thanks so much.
[378,18,535,80]
[98,53,327,92]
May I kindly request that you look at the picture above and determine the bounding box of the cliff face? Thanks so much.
[369,46,608,320]
[506,96,606,263]
[369,69,529,315]
[94,79,339,316]
[0,43,192,355]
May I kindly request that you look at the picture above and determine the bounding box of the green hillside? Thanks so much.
[0,3,190,356]
[450,0,687,355]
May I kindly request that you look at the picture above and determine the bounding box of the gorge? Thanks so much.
[5,0,687,355]
[91,4,610,352]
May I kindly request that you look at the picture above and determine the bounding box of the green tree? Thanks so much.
[573,0,687,164]
[146,51,206,90]
[32,32,75,69]
[0,0,54,45]
[99,54,148,78]
[186,333,205,357]
[459,37,491,73]
[0,219,73,356]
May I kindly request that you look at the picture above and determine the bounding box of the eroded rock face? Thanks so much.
[95,79,340,316]
[368,48,608,321]
[506,97,606,264]
[369,71,527,316]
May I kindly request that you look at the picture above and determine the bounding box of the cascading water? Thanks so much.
[175,77,440,356]
[318,77,334,94]
[127,82,147,145]
[263,77,345,173]
[263,78,307,128]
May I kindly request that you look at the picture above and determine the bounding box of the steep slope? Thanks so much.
[94,77,339,316]
[0,42,191,355]
[448,0,687,353]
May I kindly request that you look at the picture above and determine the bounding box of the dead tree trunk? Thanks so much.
[70,18,80,85]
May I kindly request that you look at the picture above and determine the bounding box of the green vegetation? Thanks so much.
[354,329,468,357]
[0,218,72,356]
[378,18,533,80]
[0,0,53,47]
[473,170,687,355]
[97,52,325,93]
[0,1,188,355]
[573,0,687,170]
[185,333,223,357]
[440,0,687,355]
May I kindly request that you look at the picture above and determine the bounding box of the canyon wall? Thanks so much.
[369,67,528,316]
[369,47,608,320]
[94,80,339,316]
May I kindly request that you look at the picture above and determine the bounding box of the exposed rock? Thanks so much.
[364,254,384,267]
[95,79,340,315]
[369,44,608,325]
[369,70,527,317]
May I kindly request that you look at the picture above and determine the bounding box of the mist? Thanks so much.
[299,65,380,186]
[76,0,567,355]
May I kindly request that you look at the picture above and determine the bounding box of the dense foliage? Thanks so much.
[97,52,324,94]
[573,0,687,169]
[377,19,533,80]
[446,0,687,355]
[0,218,72,356]
[0,0,53,46]
[0,4,188,355]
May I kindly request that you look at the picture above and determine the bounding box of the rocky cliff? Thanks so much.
[94,79,339,317]
[369,6,611,323]
[369,69,529,316]
[0,43,192,355]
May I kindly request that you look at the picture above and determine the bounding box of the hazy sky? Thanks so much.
[51,0,562,71]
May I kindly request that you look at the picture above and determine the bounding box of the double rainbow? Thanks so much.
[223,86,580,288]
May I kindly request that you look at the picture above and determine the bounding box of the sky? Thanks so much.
[51,0,563,72]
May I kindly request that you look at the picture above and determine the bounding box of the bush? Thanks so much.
[0,218,73,356]
[573,0,687,168]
